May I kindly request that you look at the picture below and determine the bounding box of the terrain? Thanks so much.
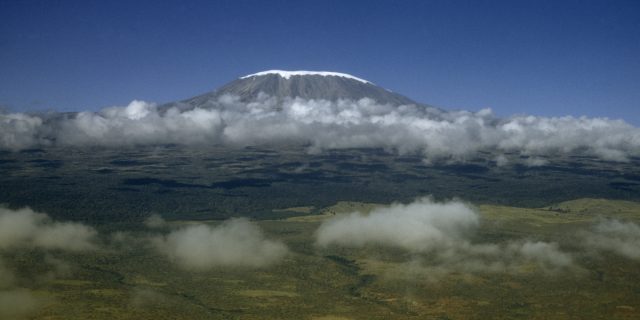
[2,145,640,223]
[2,71,640,319]
[1,196,639,319]
[1,146,640,319]
[159,70,420,112]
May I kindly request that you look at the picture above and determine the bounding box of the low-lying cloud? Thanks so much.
[152,218,288,270]
[2,96,640,161]
[129,287,169,308]
[0,258,42,319]
[316,197,573,275]
[0,288,41,319]
[0,207,91,318]
[582,219,640,260]
[316,197,479,252]
[0,258,14,288]
[0,205,95,319]
[0,206,97,251]
[144,214,167,229]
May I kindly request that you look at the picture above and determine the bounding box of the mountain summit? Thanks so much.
[241,70,372,83]
[161,70,418,111]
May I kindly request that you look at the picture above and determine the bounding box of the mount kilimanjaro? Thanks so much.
[160,70,421,112]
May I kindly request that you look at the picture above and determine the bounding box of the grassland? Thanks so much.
[2,146,640,318]
[3,197,639,319]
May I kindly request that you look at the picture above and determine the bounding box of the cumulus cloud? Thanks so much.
[57,100,224,147]
[317,197,573,275]
[582,219,640,260]
[316,197,479,252]
[152,218,288,270]
[0,112,48,150]
[0,207,95,318]
[2,96,640,162]
[0,239,82,319]
[0,207,97,251]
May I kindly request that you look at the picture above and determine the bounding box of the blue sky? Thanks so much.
[1,0,639,124]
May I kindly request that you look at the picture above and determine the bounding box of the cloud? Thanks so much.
[2,96,640,162]
[0,258,14,289]
[0,288,41,319]
[582,219,640,260]
[144,214,167,229]
[505,241,573,269]
[0,207,95,318]
[523,157,549,167]
[387,241,573,282]
[130,287,168,308]
[0,258,41,319]
[0,207,97,251]
[56,101,224,147]
[0,113,48,151]
[316,197,479,252]
[316,197,573,276]
[494,154,509,167]
[152,218,288,270]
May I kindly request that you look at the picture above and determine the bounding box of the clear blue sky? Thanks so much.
[1,0,639,124]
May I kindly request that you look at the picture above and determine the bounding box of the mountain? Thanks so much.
[160,70,420,112]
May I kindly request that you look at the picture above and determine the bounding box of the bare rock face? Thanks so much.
[160,70,419,112]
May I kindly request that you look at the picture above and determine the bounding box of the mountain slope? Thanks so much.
[161,70,420,112]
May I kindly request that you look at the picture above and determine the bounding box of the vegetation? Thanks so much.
[2,146,640,224]
[2,146,640,318]
[0,198,638,319]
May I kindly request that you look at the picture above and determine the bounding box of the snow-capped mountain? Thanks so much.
[161,70,419,111]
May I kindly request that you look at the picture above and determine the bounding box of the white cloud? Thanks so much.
[0,258,41,319]
[152,218,288,270]
[53,100,223,147]
[316,197,573,276]
[316,197,479,252]
[1,96,639,162]
[506,241,572,269]
[0,207,97,251]
[524,157,549,167]
[582,219,640,260]
[0,113,47,151]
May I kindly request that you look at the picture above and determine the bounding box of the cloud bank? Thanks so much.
[316,197,573,275]
[0,207,97,251]
[152,218,288,270]
[2,96,640,161]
